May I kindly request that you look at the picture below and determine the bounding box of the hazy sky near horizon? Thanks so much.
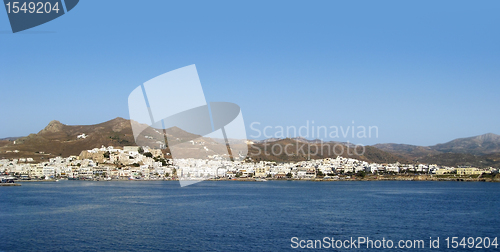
[0,0,499,146]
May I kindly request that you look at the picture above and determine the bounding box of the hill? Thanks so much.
[431,133,500,155]
[372,143,439,160]
[248,138,408,164]
[372,133,500,168]
[0,117,214,162]
[0,118,408,164]
[0,118,137,161]
[2,118,499,167]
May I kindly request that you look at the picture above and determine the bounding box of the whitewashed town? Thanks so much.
[1,145,498,183]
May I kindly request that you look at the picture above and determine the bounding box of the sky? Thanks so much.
[0,0,499,146]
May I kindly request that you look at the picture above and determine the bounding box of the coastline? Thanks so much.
[13,174,500,183]
[210,174,500,183]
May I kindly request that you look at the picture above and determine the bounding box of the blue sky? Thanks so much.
[0,0,499,146]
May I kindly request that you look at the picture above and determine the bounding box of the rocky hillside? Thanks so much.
[0,117,407,164]
[248,138,408,164]
[2,118,499,167]
[431,133,500,155]
[0,118,137,161]
[373,133,500,167]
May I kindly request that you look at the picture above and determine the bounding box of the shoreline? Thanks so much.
[13,174,500,183]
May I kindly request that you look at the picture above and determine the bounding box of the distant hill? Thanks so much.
[0,118,137,161]
[0,137,22,141]
[417,152,500,168]
[372,143,439,159]
[0,117,407,164]
[1,118,499,168]
[248,138,408,164]
[0,117,215,161]
[431,133,500,155]
[373,133,500,168]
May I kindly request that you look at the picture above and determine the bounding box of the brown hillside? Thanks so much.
[1,118,410,164]
[248,138,408,164]
[0,118,138,161]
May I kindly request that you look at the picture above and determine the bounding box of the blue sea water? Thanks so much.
[0,181,499,251]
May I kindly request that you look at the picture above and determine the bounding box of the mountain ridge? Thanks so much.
[374,133,500,156]
[372,133,500,167]
[1,118,499,167]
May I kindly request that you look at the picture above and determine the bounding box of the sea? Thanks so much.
[1,180,499,251]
